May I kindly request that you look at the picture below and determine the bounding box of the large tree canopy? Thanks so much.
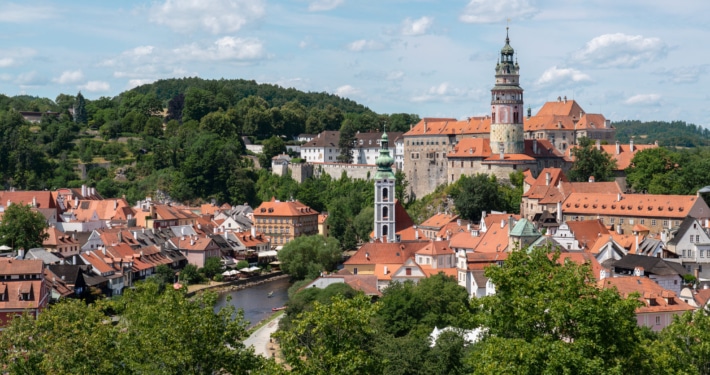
[567,141,617,182]
[0,203,48,250]
[278,235,342,280]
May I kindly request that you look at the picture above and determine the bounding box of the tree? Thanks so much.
[276,293,380,375]
[337,120,356,163]
[450,174,506,222]
[166,93,185,122]
[567,142,617,182]
[651,310,710,374]
[625,147,680,193]
[278,235,341,280]
[201,256,223,279]
[73,91,87,125]
[259,136,287,170]
[468,246,648,373]
[179,263,203,284]
[0,203,49,251]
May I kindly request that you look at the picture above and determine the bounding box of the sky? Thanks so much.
[1,0,708,126]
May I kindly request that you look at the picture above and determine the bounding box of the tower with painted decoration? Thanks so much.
[490,27,524,155]
[374,131,396,243]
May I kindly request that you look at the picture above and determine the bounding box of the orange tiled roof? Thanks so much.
[345,241,429,266]
[234,231,269,247]
[598,276,693,313]
[0,258,43,275]
[449,231,482,250]
[563,193,701,219]
[555,252,603,279]
[566,143,658,170]
[0,191,55,209]
[72,198,134,222]
[535,99,586,117]
[0,280,47,310]
[420,213,459,229]
[447,138,492,158]
[421,267,457,278]
[254,197,319,217]
[43,227,79,247]
[576,113,609,130]
[524,115,576,131]
[566,220,610,250]
[404,117,490,137]
[154,204,198,221]
[82,251,115,275]
[416,240,455,256]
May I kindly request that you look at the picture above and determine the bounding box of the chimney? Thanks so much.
[102,246,106,255]
[556,201,562,223]
[384,266,388,274]
[634,266,644,277]
[499,147,504,160]
[18,248,24,259]
[661,230,667,243]
[615,140,620,155]
[415,229,419,240]
[190,238,195,246]
[599,269,608,280]
[82,184,87,197]
[251,226,256,238]
[467,223,471,231]
[501,219,506,229]
[6,200,9,207]
[630,138,634,152]
[32,196,36,207]
[557,96,561,102]
[114,200,118,210]
[457,219,462,226]
[589,176,595,183]
[595,139,601,151]
[118,231,122,243]
[545,172,551,186]
[617,193,622,202]
[635,232,639,252]
[616,225,622,235]
[423,120,427,134]
[563,95,567,103]
[533,139,538,154]
[74,196,78,208]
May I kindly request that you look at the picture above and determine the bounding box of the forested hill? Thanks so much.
[128,77,373,115]
[613,120,710,147]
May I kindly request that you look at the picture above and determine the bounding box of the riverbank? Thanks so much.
[245,313,284,362]
[186,272,289,297]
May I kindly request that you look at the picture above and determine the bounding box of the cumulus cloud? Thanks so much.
[535,66,592,87]
[334,85,359,97]
[130,46,155,57]
[127,79,156,90]
[401,16,433,36]
[0,58,14,68]
[52,70,84,84]
[347,39,385,52]
[0,47,36,67]
[386,71,405,81]
[149,0,265,34]
[79,81,110,92]
[174,36,265,61]
[573,33,667,68]
[460,0,537,23]
[411,82,479,103]
[308,0,344,11]
[624,94,661,106]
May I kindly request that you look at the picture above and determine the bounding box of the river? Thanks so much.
[214,277,291,328]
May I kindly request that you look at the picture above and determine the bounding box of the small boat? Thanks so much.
[267,291,274,297]
[272,306,286,312]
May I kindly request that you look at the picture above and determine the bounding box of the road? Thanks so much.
[244,314,283,359]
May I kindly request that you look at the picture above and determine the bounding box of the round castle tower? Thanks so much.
[490,28,524,155]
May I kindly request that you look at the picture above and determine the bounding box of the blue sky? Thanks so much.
[1,0,708,126]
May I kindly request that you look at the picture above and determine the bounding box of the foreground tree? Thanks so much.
[0,203,49,250]
[278,235,341,280]
[651,310,710,374]
[468,246,648,373]
[0,281,280,374]
[277,293,380,375]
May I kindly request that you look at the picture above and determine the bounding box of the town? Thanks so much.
[1,15,710,375]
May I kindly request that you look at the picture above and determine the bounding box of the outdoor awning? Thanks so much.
[258,250,278,258]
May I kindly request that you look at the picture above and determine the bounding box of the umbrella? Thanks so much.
[0,245,11,251]
[222,270,232,276]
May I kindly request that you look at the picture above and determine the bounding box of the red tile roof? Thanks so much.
[563,193,702,219]
[404,117,490,136]
[254,197,319,217]
[0,258,43,275]
[598,276,693,313]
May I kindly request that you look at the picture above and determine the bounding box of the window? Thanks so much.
[651,220,657,226]
[691,236,695,243]
[382,187,389,201]
[655,316,661,325]
[382,225,388,236]
[353,268,358,275]
[640,219,645,225]
[619,218,624,224]
[406,268,412,276]
[697,235,701,243]
[382,206,389,220]
[663,220,668,227]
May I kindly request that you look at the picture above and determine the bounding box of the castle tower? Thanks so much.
[490,27,524,155]
[374,131,396,243]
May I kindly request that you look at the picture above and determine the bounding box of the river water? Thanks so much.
[214,277,291,328]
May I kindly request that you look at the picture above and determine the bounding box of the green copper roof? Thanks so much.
[375,131,395,180]
[509,218,540,237]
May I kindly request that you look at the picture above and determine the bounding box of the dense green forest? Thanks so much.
[613,119,710,147]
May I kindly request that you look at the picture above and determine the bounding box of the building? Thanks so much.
[374,132,397,243]
[352,131,402,165]
[253,198,319,248]
[0,259,50,327]
[402,30,570,199]
[300,131,340,163]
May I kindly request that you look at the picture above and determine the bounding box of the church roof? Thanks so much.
[509,218,540,237]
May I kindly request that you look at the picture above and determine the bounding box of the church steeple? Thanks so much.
[374,128,396,243]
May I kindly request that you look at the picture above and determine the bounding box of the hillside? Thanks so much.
[613,120,710,147]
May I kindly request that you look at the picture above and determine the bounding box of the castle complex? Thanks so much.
[402,29,614,199]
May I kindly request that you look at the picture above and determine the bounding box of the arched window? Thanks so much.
[382,225,389,236]
[382,187,389,201]
[383,206,389,219]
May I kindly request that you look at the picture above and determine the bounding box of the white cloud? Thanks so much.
[130,46,155,57]
[401,16,432,36]
[127,79,156,90]
[655,65,708,84]
[0,58,14,68]
[174,37,265,61]
[573,33,667,68]
[0,3,55,23]
[624,94,661,106]
[347,39,385,52]
[308,0,344,12]
[411,82,479,103]
[460,0,537,23]
[334,84,359,97]
[79,81,110,92]
[0,48,36,67]
[53,70,84,84]
[535,66,592,87]
[149,0,265,34]
[15,71,46,86]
